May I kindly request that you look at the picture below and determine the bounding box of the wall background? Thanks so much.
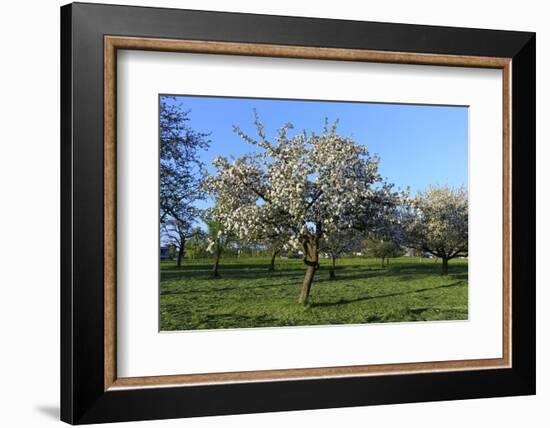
[0,1,545,426]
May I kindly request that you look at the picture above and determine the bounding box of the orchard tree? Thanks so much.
[204,112,400,304]
[265,235,290,272]
[242,225,292,271]
[161,213,196,268]
[186,227,209,259]
[321,229,363,279]
[357,197,408,269]
[160,96,210,265]
[403,185,468,275]
[204,215,234,278]
[363,238,404,268]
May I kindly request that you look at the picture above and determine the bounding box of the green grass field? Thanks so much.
[160,256,468,331]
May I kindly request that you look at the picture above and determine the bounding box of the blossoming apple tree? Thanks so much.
[403,185,468,275]
[204,113,401,304]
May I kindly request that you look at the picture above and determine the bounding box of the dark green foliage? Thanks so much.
[363,239,405,267]
[185,228,209,259]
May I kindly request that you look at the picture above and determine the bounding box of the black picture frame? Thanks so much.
[61,2,535,424]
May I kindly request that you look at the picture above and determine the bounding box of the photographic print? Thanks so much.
[159,95,468,331]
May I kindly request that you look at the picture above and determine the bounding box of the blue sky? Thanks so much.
[162,94,468,207]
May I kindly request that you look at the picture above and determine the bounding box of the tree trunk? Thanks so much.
[441,257,449,275]
[298,240,319,304]
[329,255,336,279]
[267,249,278,272]
[381,257,385,268]
[176,242,185,268]
[299,265,316,304]
[212,246,221,277]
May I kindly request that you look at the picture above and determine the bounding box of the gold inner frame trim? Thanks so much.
[104,35,512,391]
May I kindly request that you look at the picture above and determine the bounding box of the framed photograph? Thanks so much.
[61,2,535,424]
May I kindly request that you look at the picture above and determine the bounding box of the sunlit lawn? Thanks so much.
[159,256,468,331]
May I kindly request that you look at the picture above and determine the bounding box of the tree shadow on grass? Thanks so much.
[161,282,293,296]
[161,266,389,289]
[311,281,465,308]
[315,263,466,283]
[161,267,305,281]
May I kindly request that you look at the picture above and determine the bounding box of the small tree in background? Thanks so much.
[162,213,195,268]
[363,238,405,268]
[265,235,289,272]
[403,185,468,275]
[186,227,209,259]
[205,219,223,277]
[321,229,363,279]
[204,210,235,278]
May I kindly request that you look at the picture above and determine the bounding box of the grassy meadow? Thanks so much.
[159,256,468,331]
